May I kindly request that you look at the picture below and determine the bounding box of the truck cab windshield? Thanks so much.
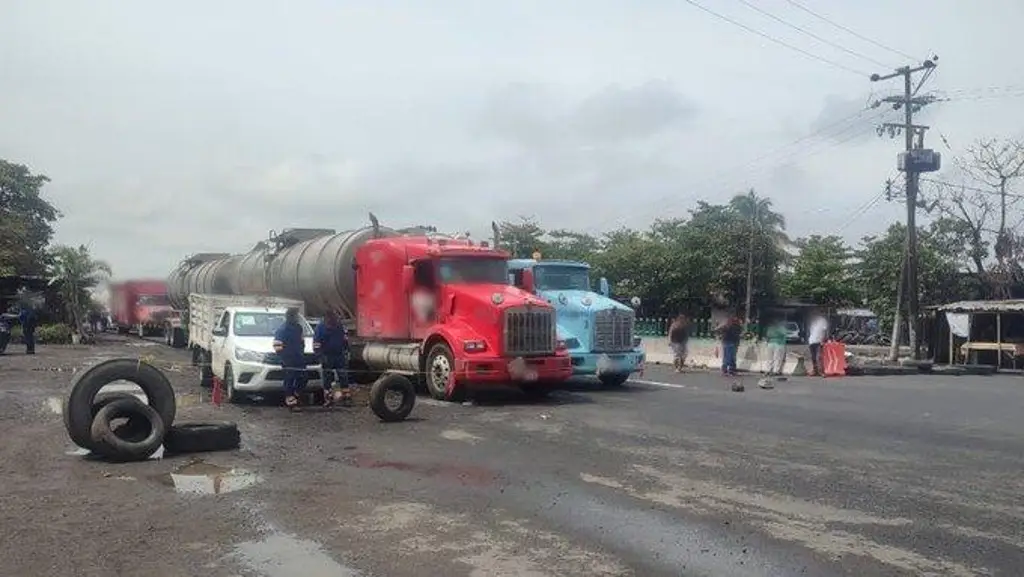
[137,294,169,306]
[438,257,508,285]
[535,265,591,291]
[233,312,313,337]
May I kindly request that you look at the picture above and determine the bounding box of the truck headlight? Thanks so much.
[235,348,268,363]
[463,340,487,352]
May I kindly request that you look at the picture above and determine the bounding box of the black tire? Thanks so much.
[369,373,416,422]
[424,342,457,401]
[91,393,151,443]
[520,384,552,398]
[163,422,241,455]
[89,397,166,462]
[170,327,186,349]
[197,351,213,388]
[64,358,177,452]
[598,372,631,387]
[224,363,242,404]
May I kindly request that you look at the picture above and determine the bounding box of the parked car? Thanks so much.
[785,321,802,343]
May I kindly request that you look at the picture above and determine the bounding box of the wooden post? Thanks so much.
[997,313,1003,370]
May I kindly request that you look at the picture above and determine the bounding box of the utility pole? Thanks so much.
[744,192,758,325]
[871,56,939,360]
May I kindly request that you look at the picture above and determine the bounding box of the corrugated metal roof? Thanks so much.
[934,299,1024,313]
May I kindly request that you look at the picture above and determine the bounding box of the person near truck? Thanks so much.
[18,306,37,355]
[806,314,828,377]
[274,307,308,408]
[765,317,788,377]
[313,310,353,407]
[668,314,690,373]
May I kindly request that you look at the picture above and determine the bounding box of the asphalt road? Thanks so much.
[2,335,1022,576]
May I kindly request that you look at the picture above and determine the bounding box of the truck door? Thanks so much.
[409,260,438,340]
[210,311,231,376]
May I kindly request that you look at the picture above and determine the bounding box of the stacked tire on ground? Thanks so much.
[65,358,241,462]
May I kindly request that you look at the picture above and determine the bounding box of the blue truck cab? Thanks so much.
[507,258,644,386]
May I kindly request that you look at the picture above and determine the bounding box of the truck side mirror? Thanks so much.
[211,326,227,337]
[599,277,610,297]
[521,268,535,293]
[401,265,414,292]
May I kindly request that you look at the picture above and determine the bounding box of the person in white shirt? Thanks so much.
[806,314,828,376]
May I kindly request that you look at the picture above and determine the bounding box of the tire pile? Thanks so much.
[64,359,241,462]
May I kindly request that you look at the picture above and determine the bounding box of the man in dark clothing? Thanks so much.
[314,310,352,407]
[18,307,37,355]
[719,316,742,376]
[273,307,307,408]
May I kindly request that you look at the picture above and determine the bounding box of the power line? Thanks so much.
[781,0,919,62]
[734,0,890,68]
[920,177,1024,200]
[680,0,869,77]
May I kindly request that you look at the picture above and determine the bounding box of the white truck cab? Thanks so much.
[188,294,320,402]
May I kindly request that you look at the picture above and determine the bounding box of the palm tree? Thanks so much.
[48,244,112,337]
[729,190,788,323]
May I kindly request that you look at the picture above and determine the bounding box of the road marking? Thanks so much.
[628,379,687,389]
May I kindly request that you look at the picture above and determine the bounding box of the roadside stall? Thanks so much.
[931,300,1024,369]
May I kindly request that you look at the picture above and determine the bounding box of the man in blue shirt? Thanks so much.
[273,307,307,408]
[314,310,352,407]
[18,306,37,355]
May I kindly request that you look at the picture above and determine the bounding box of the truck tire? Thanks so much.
[197,351,213,388]
[163,422,240,455]
[598,372,631,387]
[224,363,243,404]
[89,397,166,462]
[424,342,459,401]
[170,327,186,349]
[521,384,552,398]
[91,393,151,443]
[64,358,177,452]
[369,373,416,422]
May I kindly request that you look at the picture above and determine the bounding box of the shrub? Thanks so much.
[9,324,74,344]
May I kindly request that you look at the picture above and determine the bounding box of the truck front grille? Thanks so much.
[503,307,556,356]
[593,309,635,352]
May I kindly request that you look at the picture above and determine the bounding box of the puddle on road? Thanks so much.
[235,532,360,577]
[155,460,262,495]
[347,452,496,487]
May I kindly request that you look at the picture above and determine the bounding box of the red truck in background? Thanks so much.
[109,279,173,338]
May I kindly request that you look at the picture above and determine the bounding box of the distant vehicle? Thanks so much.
[109,280,173,337]
[785,321,801,343]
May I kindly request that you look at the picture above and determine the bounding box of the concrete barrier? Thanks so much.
[640,337,808,376]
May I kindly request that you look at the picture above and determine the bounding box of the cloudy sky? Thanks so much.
[2,0,1023,279]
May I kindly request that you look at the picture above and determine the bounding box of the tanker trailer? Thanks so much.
[164,252,234,348]
[258,214,573,401]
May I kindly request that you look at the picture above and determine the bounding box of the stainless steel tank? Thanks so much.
[265,226,397,318]
[234,243,270,296]
[166,253,233,310]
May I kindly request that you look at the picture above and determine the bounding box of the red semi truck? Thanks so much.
[166,219,574,400]
[109,279,173,337]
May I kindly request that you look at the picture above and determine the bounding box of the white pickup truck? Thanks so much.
[188,293,320,403]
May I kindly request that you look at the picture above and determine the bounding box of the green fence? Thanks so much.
[635,317,759,340]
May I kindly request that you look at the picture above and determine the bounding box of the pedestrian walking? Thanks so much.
[765,317,787,377]
[806,314,828,377]
[668,314,690,373]
[18,306,37,355]
[718,315,742,376]
[273,307,308,408]
[314,310,353,407]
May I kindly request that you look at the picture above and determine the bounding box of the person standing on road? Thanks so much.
[765,317,788,377]
[18,306,37,355]
[274,307,308,408]
[668,314,690,373]
[718,316,742,376]
[314,310,353,407]
[806,314,828,377]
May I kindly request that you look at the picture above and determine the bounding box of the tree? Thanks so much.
[543,229,602,263]
[0,160,61,275]
[48,244,112,332]
[782,235,858,306]
[495,216,547,259]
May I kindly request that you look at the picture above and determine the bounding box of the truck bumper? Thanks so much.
[569,350,645,377]
[455,354,573,386]
[232,361,323,393]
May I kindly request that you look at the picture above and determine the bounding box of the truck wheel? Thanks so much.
[89,397,166,462]
[224,364,242,404]
[598,372,631,387]
[425,342,458,401]
[171,328,185,349]
[64,358,176,453]
[369,373,416,422]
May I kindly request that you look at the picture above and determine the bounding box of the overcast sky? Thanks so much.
[3,0,1023,279]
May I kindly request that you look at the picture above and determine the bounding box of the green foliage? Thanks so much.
[48,244,112,330]
[782,235,858,306]
[9,323,73,344]
[0,160,61,275]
